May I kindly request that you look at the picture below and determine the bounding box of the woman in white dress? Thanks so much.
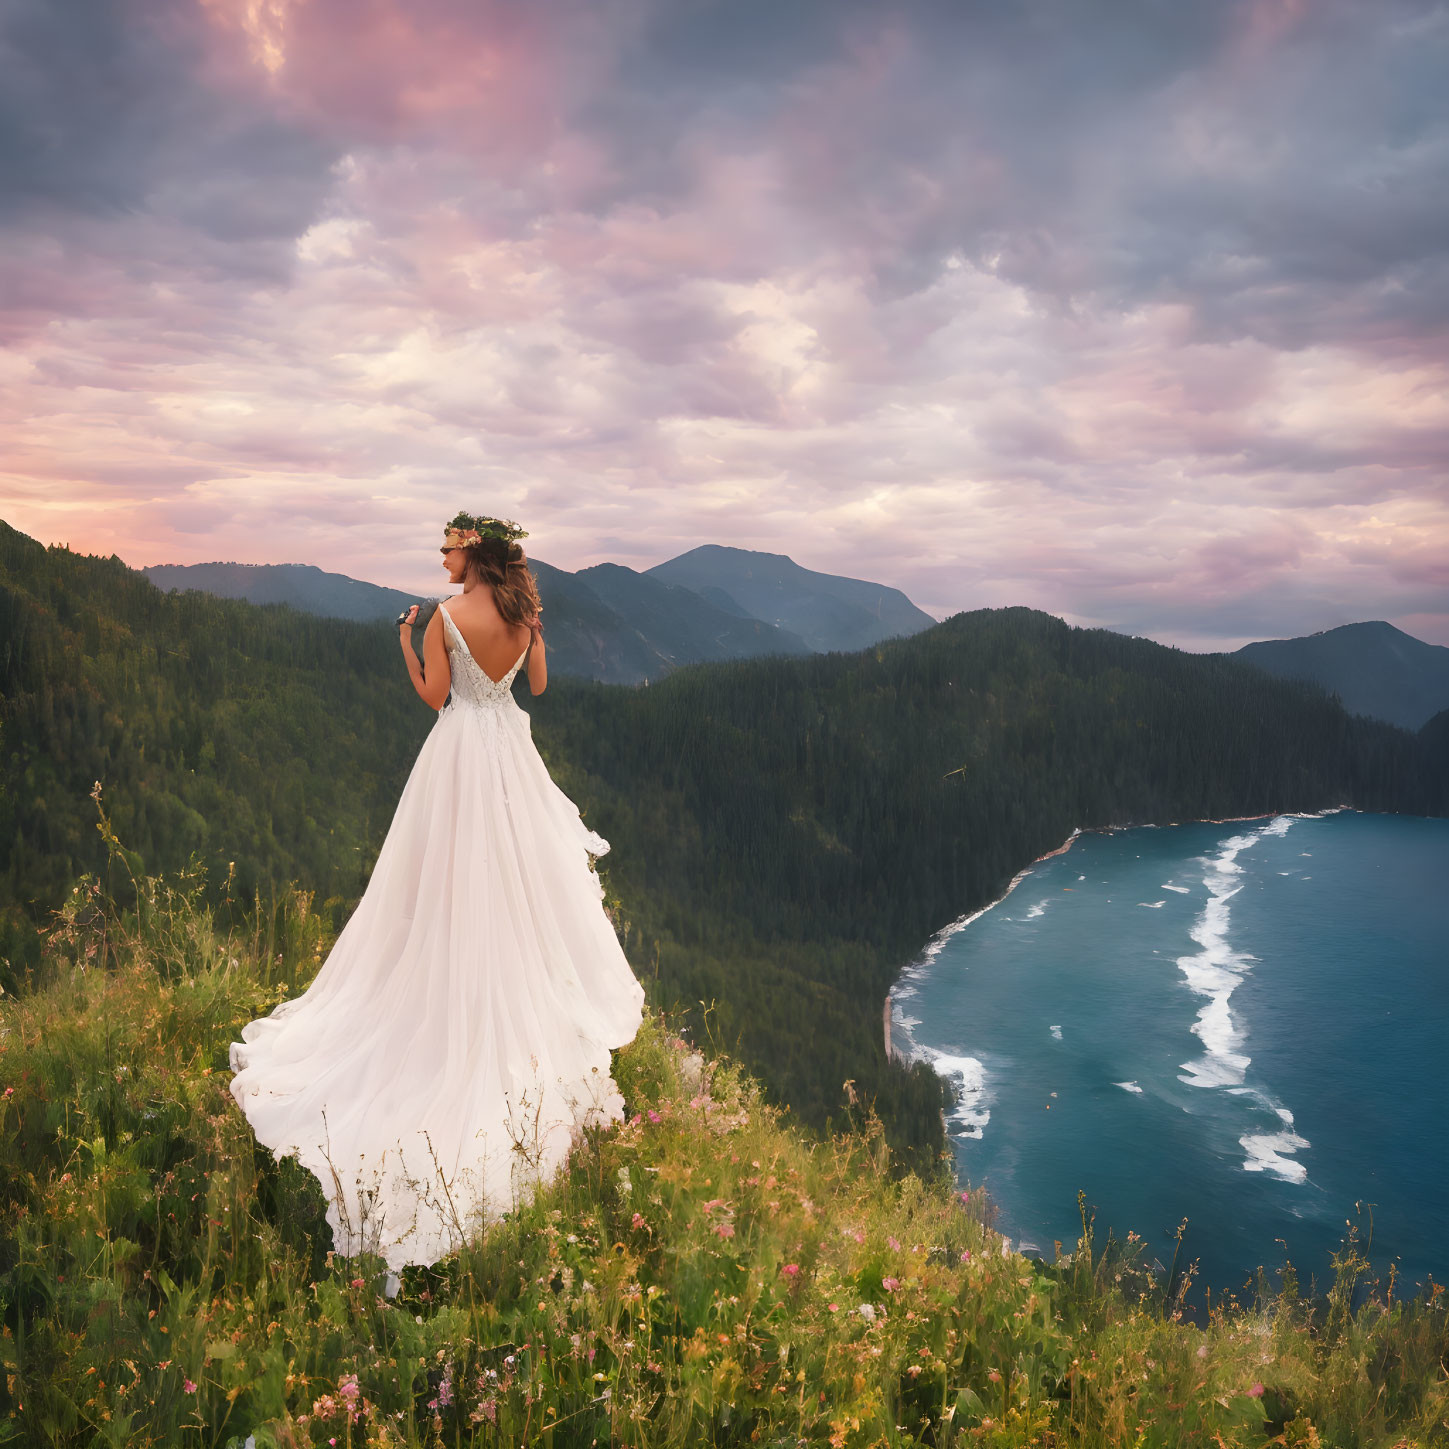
[229,514,646,1272]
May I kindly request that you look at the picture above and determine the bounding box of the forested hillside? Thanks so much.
[0,522,431,979]
[4,523,1444,1175]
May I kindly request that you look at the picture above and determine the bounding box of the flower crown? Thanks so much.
[442,511,529,552]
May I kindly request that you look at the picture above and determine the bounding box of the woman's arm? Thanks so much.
[524,618,547,696]
[399,605,452,711]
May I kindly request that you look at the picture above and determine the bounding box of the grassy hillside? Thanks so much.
[2,845,1446,1447]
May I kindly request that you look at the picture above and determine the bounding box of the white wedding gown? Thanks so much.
[229,603,645,1270]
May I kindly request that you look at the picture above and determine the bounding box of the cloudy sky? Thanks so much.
[2,0,1445,649]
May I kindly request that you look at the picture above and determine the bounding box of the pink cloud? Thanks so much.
[1,0,1446,651]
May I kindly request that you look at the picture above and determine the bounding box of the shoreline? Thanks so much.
[881,804,1353,1063]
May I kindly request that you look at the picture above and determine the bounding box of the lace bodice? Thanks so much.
[438,606,529,713]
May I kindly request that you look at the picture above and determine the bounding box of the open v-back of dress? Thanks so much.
[228,601,646,1270]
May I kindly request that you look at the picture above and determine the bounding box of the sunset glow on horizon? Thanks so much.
[2,0,1446,651]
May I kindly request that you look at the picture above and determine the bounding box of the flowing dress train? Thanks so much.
[228,603,645,1270]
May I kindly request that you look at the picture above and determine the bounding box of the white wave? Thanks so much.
[1077,874,1085,881]
[1115,1080,1143,1094]
[1240,1125,1310,1183]
[1162,883,1190,894]
[1169,819,1312,1179]
[1175,820,1287,1090]
[927,1050,992,1139]
[1138,900,1166,908]
[1024,900,1048,919]
[1049,1024,1062,1040]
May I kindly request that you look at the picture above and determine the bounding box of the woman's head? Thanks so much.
[440,513,541,626]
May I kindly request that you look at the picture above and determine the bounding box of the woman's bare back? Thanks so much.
[440,596,530,682]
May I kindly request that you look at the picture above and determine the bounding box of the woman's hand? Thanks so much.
[399,604,419,642]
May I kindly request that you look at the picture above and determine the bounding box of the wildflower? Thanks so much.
[338,1373,362,1422]
[350,1278,365,1289]
[1197,1344,1209,1360]
[646,1109,661,1123]
[2,1087,12,1100]
[828,1303,839,1313]
[781,1263,800,1279]
[1248,1382,1265,1398]
[882,1277,900,1292]
[858,1304,877,1323]
[714,1221,735,1239]
[959,1249,971,1264]
[631,1212,646,1229]
[183,1380,198,1394]
[987,1369,1001,1384]
[887,1236,900,1252]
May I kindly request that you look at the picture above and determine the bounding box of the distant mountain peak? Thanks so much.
[645,544,935,653]
[1234,621,1449,732]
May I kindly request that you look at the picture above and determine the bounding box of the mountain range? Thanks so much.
[143,554,1449,728]
[143,547,935,684]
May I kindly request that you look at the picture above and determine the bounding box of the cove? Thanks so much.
[888,810,1449,1297]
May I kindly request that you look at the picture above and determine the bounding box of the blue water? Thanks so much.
[889,811,1449,1299]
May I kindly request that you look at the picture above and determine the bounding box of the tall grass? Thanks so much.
[2,804,1447,1446]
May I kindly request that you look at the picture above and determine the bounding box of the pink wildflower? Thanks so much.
[714,1221,735,1239]
[781,1263,800,1278]
[960,1249,972,1264]
[882,1276,900,1292]
[350,1277,365,1289]
[338,1373,362,1423]
[183,1379,197,1394]
[1248,1383,1265,1399]
[887,1235,901,1252]
[828,1302,839,1312]
[646,1109,661,1124]
[631,1212,646,1229]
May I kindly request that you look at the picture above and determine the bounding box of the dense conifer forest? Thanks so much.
[3,520,1444,1173]
[0,522,430,978]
